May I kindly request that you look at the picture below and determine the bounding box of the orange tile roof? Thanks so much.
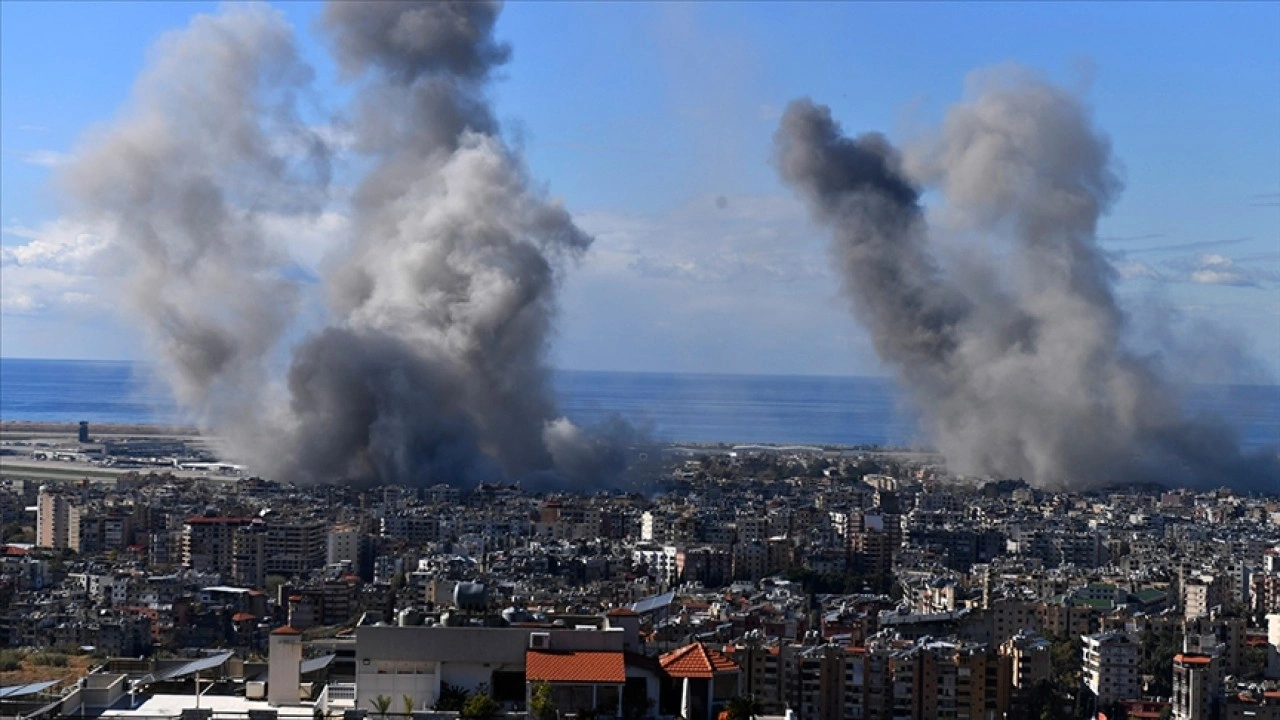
[526,651,625,684]
[660,643,740,679]
[1173,654,1213,665]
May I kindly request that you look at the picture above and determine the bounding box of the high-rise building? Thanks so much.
[264,518,327,577]
[233,524,267,588]
[1172,649,1222,720]
[36,486,81,550]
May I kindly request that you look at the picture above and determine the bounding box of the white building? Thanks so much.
[1082,631,1140,705]
[1268,613,1280,681]
[351,615,656,714]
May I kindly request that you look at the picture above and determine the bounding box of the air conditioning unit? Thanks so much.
[529,632,551,649]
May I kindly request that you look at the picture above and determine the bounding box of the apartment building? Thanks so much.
[1172,650,1222,720]
[1001,630,1051,698]
[183,515,258,574]
[1082,631,1140,706]
[36,486,81,550]
[264,517,327,577]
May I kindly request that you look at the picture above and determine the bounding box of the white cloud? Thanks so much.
[0,219,111,270]
[0,209,349,318]
[1111,258,1162,281]
[1110,249,1275,288]
[553,193,881,375]
[0,219,114,317]
[1185,253,1272,287]
[573,193,824,287]
[20,149,72,167]
[0,263,96,315]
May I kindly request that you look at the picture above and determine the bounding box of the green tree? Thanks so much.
[0,650,24,672]
[529,682,557,720]
[403,695,416,716]
[265,575,287,597]
[1139,627,1181,697]
[461,689,501,720]
[1048,635,1082,699]
[725,696,763,720]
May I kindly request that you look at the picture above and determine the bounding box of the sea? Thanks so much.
[1,357,1278,450]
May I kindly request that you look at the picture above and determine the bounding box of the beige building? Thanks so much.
[264,517,327,577]
[1183,574,1225,620]
[1001,630,1051,695]
[36,486,81,550]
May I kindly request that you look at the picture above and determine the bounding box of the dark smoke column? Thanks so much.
[271,1,603,487]
[775,70,1278,491]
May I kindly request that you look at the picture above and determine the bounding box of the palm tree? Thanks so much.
[370,694,393,719]
[725,695,763,720]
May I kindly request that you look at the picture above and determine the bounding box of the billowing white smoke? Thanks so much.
[59,4,328,460]
[61,1,629,488]
[775,68,1278,491]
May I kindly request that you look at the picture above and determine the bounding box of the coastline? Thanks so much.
[0,420,202,438]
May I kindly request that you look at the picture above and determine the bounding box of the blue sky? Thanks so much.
[2,1,1277,378]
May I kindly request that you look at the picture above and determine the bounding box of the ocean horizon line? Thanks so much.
[2,356,1276,388]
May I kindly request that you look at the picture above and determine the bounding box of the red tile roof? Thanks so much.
[271,625,302,636]
[1173,654,1212,666]
[526,651,625,684]
[659,643,740,679]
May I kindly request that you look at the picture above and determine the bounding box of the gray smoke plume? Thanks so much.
[267,0,607,488]
[59,5,329,457]
[775,68,1278,491]
[65,1,632,488]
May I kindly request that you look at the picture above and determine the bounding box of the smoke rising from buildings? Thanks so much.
[59,5,329,459]
[63,1,630,488]
[775,68,1278,491]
